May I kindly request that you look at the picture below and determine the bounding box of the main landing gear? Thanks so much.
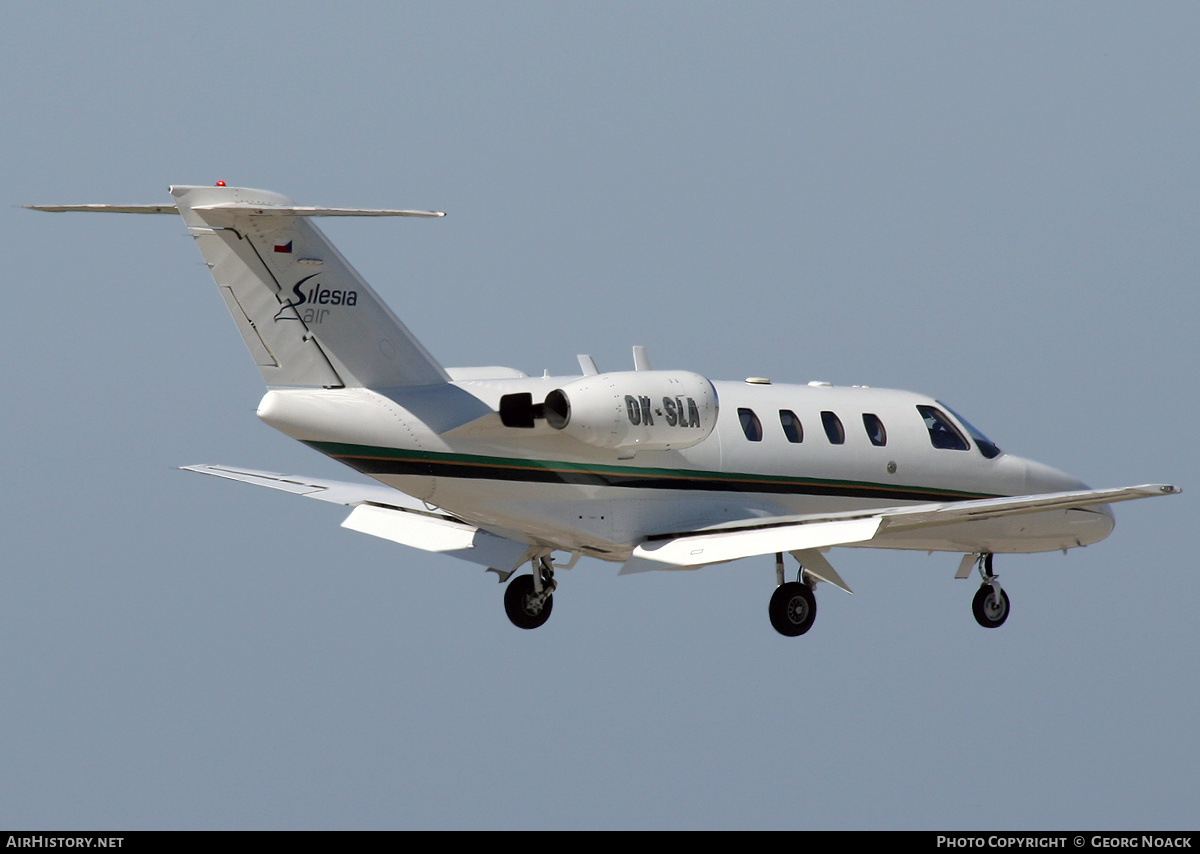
[768,552,818,636]
[503,555,557,629]
[971,553,1010,629]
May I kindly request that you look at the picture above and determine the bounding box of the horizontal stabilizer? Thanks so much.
[26,204,178,214]
[192,203,444,217]
[28,204,445,217]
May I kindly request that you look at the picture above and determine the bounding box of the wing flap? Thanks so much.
[341,505,531,571]
[181,463,532,572]
[620,517,882,573]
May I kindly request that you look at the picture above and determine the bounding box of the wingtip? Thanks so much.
[1133,483,1182,496]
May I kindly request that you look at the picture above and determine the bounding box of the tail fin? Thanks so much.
[30,185,450,389]
[170,185,449,389]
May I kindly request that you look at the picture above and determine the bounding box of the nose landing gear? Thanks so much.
[971,553,1010,628]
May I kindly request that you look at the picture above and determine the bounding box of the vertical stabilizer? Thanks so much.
[171,185,450,389]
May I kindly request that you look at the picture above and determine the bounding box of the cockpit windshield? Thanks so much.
[938,402,1003,459]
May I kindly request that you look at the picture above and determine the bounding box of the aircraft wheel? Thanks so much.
[972,584,1010,628]
[504,574,553,630]
[769,582,816,637]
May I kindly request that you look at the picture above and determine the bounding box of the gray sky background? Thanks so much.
[2,2,1196,830]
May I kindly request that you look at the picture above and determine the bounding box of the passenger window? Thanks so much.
[917,405,969,451]
[739,408,763,442]
[779,410,803,443]
[821,411,845,445]
[862,413,887,446]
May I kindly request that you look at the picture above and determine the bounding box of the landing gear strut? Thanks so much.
[971,553,1010,628]
[768,553,817,636]
[504,555,556,629]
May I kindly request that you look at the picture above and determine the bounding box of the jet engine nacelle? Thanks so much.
[543,370,718,452]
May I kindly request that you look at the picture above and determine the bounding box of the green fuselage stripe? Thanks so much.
[305,441,994,503]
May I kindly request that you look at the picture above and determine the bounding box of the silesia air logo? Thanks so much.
[274,273,358,324]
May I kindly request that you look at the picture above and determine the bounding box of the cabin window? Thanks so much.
[738,408,763,442]
[917,405,969,451]
[862,413,887,446]
[939,402,1003,459]
[779,410,803,443]
[821,411,845,445]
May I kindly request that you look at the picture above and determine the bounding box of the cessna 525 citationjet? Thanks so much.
[30,184,1180,635]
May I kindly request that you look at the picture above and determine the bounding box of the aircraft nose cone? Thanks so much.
[1076,500,1116,545]
[1023,458,1090,494]
[1021,457,1116,546]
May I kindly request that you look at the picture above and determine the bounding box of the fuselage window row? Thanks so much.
[736,406,990,457]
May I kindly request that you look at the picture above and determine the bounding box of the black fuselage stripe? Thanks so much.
[319,450,985,503]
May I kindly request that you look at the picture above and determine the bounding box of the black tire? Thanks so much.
[769,582,817,637]
[972,583,1010,628]
[504,574,553,629]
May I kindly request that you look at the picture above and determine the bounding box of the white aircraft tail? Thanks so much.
[172,185,449,389]
[32,185,450,390]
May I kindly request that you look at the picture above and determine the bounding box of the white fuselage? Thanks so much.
[256,375,1114,561]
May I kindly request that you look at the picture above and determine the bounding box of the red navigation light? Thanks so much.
[215,180,226,187]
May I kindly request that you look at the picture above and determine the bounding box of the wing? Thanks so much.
[620,483,1181,575]
[182,464,533,572]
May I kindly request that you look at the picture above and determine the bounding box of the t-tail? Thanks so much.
[30,184,450,390]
